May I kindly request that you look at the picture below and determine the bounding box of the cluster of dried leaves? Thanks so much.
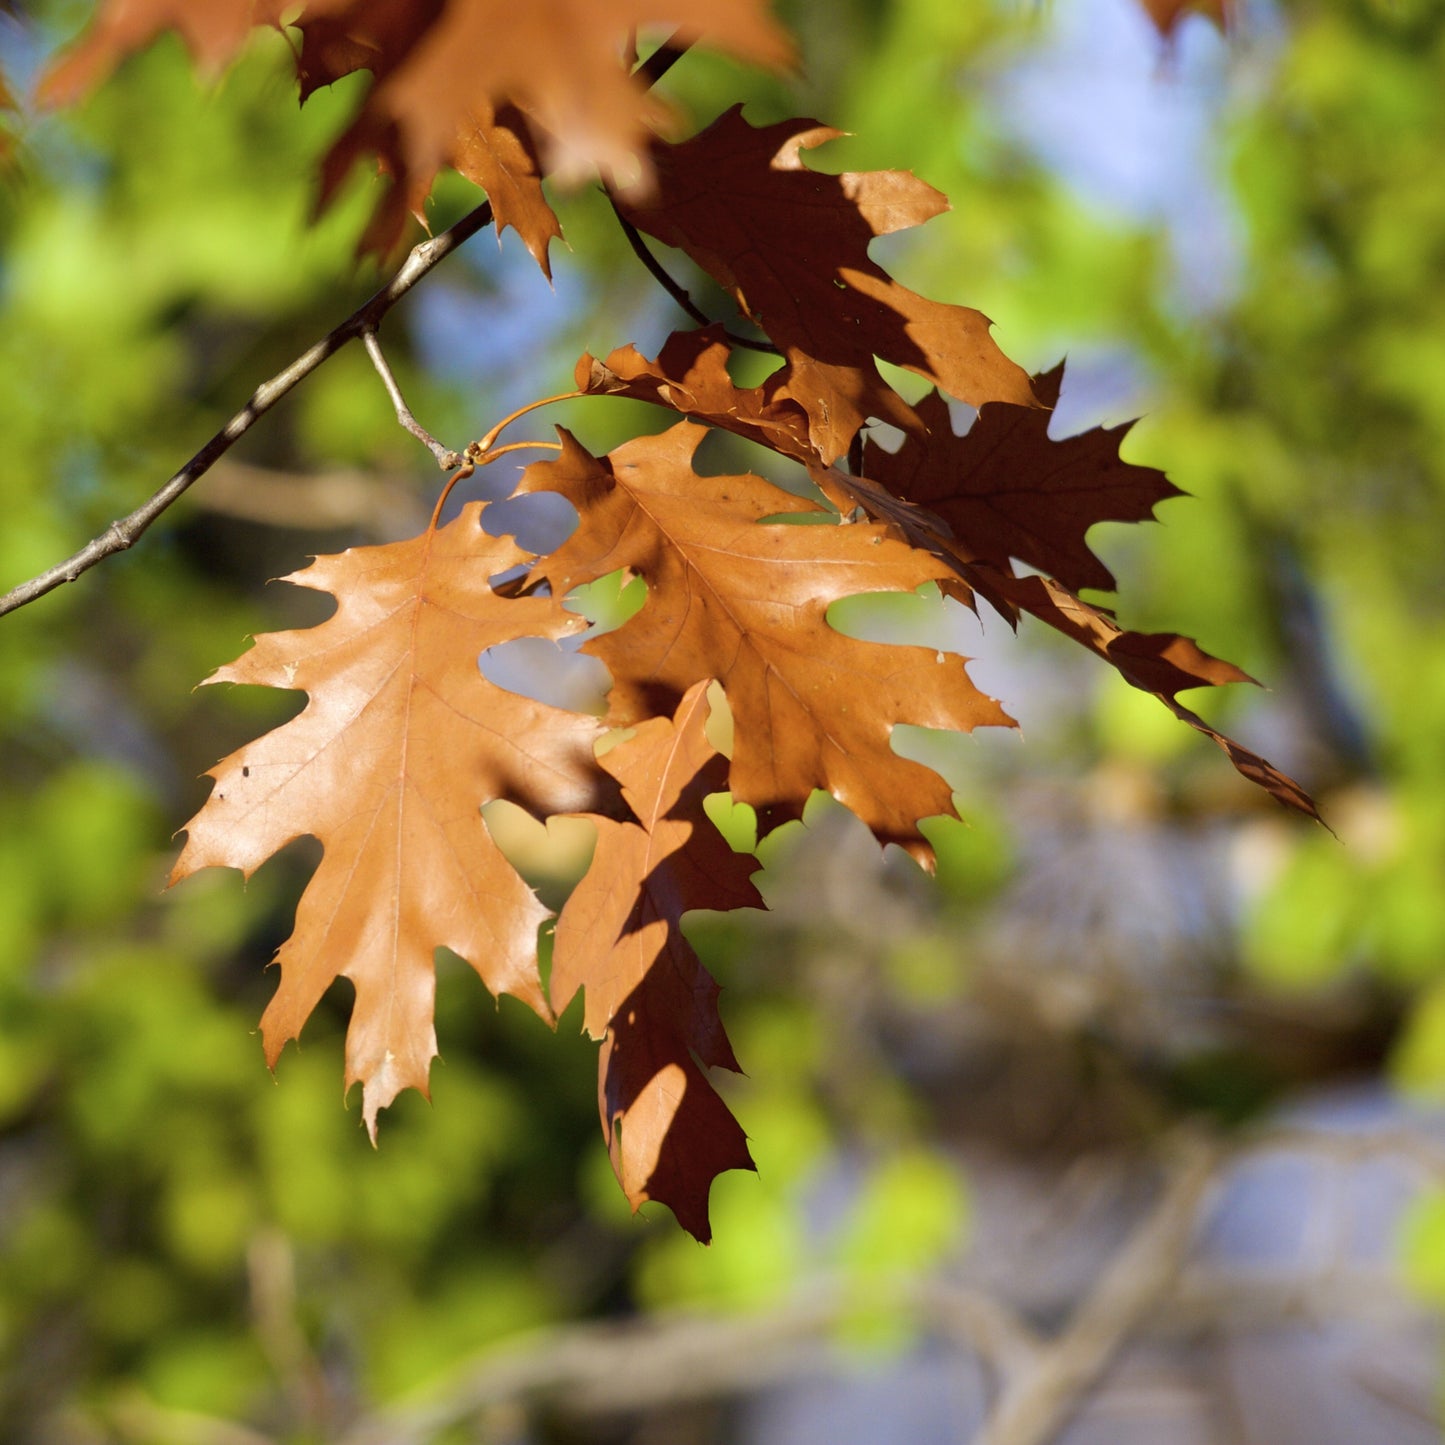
[40,0,1305,1239]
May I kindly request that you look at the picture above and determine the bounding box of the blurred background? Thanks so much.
[2,0,1445,1441]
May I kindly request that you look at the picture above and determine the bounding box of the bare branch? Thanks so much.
[361,327,464,470]
[0,200,495,619]
[333,1276,1038,1445]
[1238,1122,1445,1181]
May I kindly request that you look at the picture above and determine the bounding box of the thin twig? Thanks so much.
[0,199,495,619]
[610,202,781,355]
[361,327,464,470]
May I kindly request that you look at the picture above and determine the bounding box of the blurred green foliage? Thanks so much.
[2,0,1444,1438]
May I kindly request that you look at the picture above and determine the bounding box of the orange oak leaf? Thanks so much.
[42,1,794,258]
[617,107,1037,462]
[553,681,761,1239]
[521,423,1015,860]
[292,0,794,194]
[861,364,1184,595]
[170,504,613,1135]
[577,326,817,466]
[37,0,290,102]
[574,335,1317,822]
[293,8,562,263]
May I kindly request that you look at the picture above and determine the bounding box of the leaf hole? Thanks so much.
[563,568,647,635]
[481,800,596,908]
[478,636,612,715]
[703,792,757,854]
[704,681,733,758]
[481,491,578,554]
[826,584,982,653]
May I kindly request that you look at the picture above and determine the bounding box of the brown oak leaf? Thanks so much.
[573,338,1316,822]
[617,107,1037,462]
[553,681,761,1239]
[861,363,1184,595]
[521,423,1014,860]
[170,504,611,1135]
[981,569,1323,822]
[803,468,1320,822]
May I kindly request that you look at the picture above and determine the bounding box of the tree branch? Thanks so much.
[634,32,690,86]
[0,199,495,619]
[332,1276,1037,1445]
[360,326,464,470]
[63,1116,1445,1445]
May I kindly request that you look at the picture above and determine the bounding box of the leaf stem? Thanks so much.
[424,441,561,530]
[610,203,781,356]
[477,440,563,463]
[427,466,477,530]
[361,327,464,470]
[633,32,689,85]
[469,392,583,459]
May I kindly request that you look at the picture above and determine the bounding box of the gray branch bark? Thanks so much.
[0,201,494,619]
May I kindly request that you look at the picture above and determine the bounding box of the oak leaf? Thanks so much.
[577,326,816,466]
[553,681,761,1239]
[521,423,1014,860]
[36,0,290,100]
[574,334,1318,822]
[42,0,794,257]
[291,9,563,265]
[617,108,1037,461]
[860,364,1183,595]
[171,504,612,1135]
